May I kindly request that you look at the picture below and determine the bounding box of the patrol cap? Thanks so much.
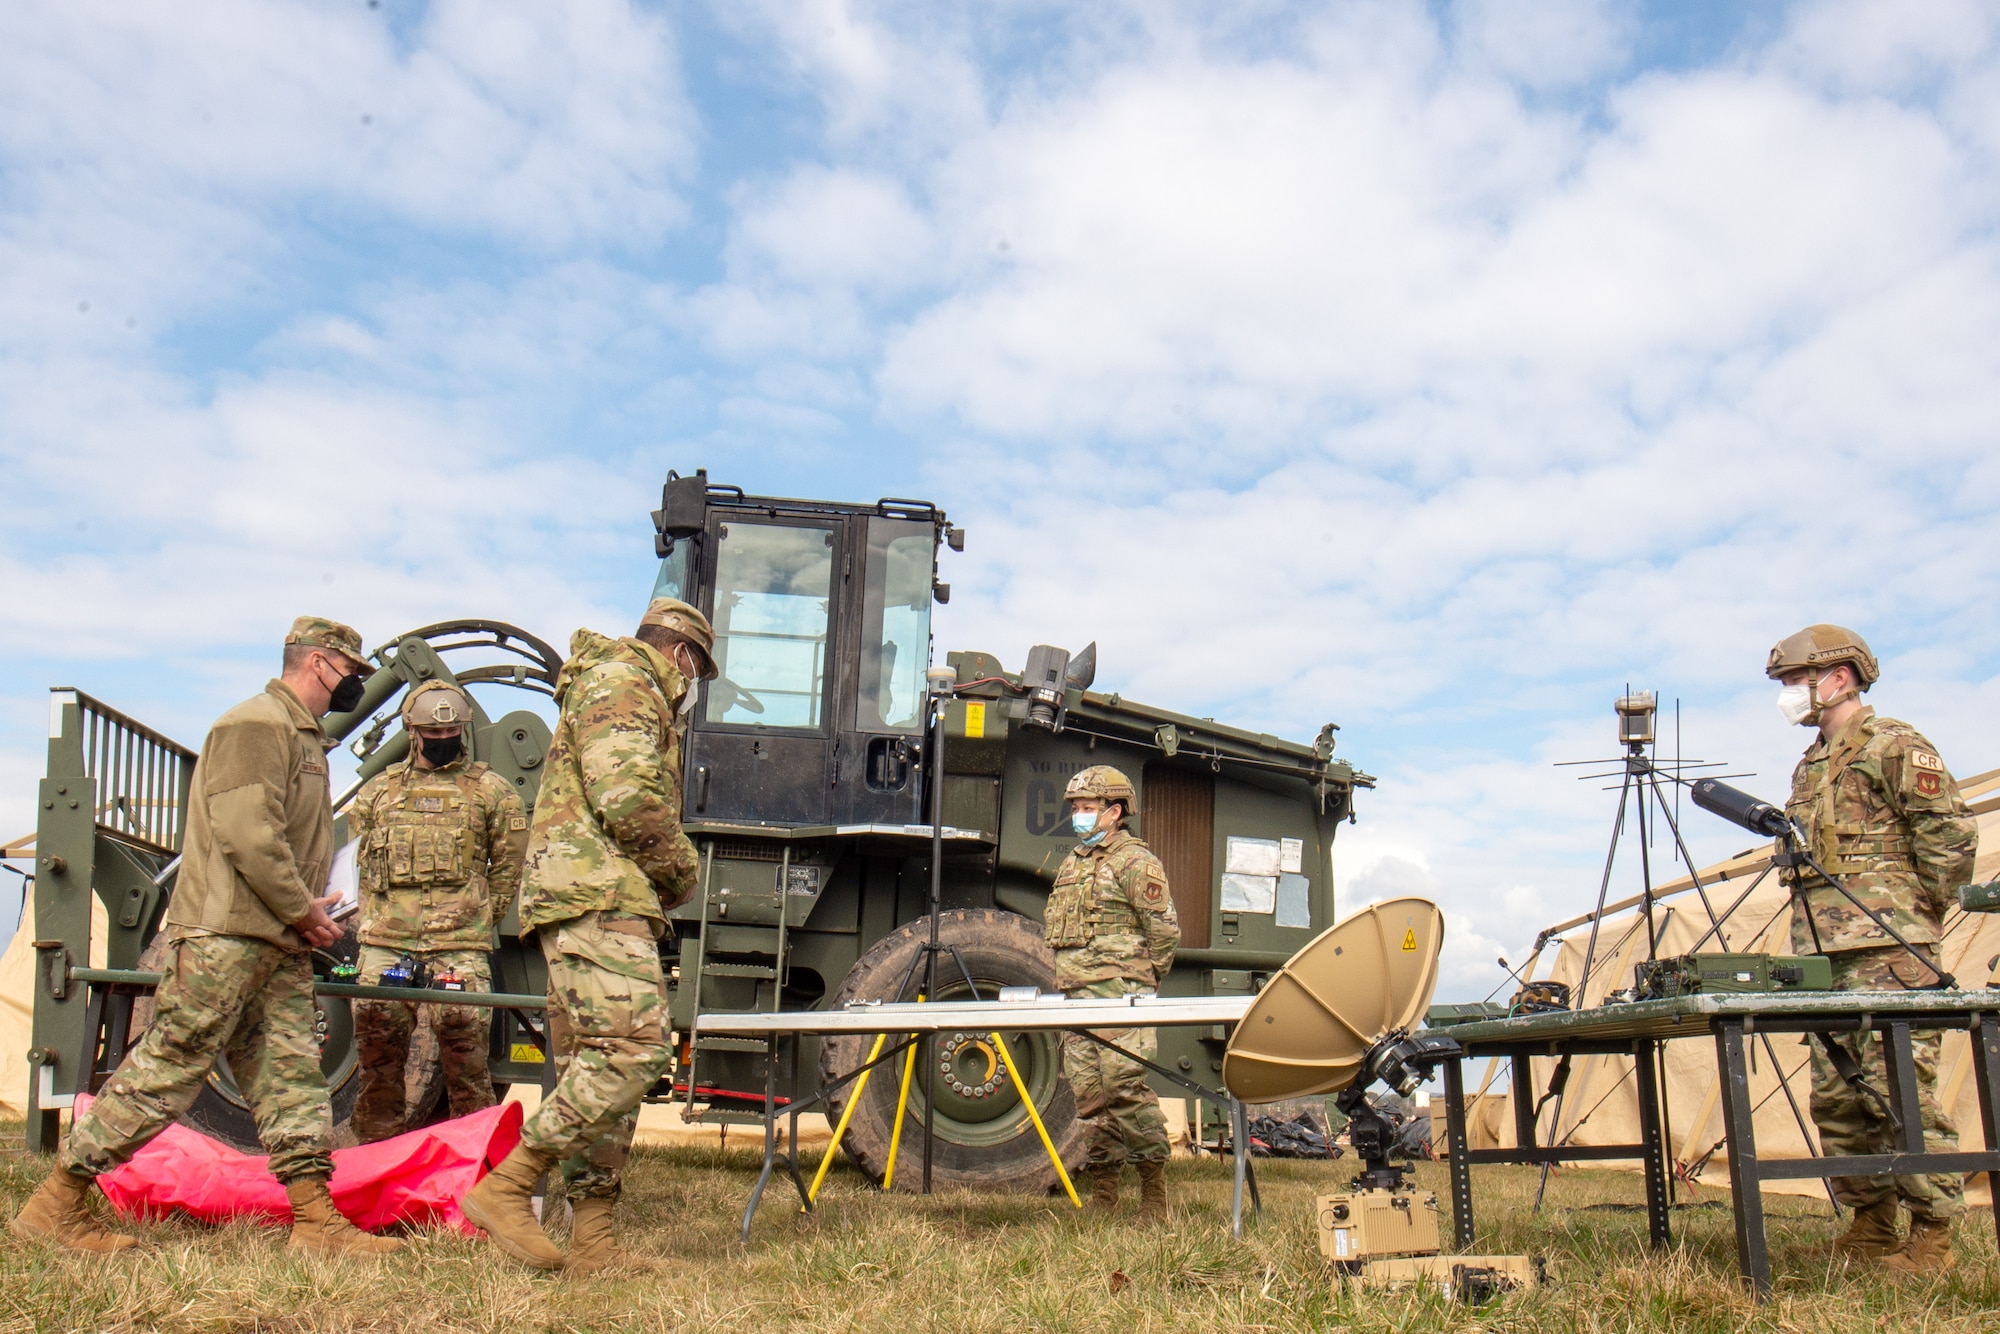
[1064,764,1137,814]
[1765,624,1880,690]
[285,616,367,668]
[638,597,717,676]
[401,681,472,731]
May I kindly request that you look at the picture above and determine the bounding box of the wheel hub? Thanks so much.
[938,1032,1010,1100]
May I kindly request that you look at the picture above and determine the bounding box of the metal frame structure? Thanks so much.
[1438,991,2000,1297]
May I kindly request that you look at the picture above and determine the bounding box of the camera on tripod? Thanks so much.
[1614,691,1655,748]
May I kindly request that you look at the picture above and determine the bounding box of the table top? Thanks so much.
[694,992,1253,1036]
[1442,988,2000,1046]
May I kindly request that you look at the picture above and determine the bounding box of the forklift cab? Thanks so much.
[649,471,953,828]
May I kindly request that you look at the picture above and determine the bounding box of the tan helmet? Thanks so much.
[401,681,473,731]
[639,597,718,676]
[1064,765,1137,814]
[1765,624,1880,691]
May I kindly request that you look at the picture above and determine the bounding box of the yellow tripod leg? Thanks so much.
[808,1031,888,1205]
[880,1034,922,1191]
[991,1030,1081,1208]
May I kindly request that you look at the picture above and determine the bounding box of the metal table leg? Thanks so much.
[1715,1020,1770,1297]
[741,1036,785,1242]
[1970,1014,2000,1249]
[1633,1038,1672,1250]
[1512,1055,1538,1153]
[1230,1096,1250,1239]
[1884,1022,1925,1154]
[1442,1055,1475,1249]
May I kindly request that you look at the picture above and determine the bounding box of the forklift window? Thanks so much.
[857,524,932,733]
[649,541,691,603]
[706,522,835,728]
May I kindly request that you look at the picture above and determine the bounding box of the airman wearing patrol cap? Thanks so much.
[347,680,529,1142]
[1768,624,1978,1274]
[14,616,400,1258]
[1044,764,1180,1224]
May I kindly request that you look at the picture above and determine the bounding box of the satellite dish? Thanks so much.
[1221,897,1445,1104]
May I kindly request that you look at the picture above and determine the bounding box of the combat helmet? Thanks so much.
[402,681,473,730]
[1765,624,1880,691]
[1064,765,1137,815]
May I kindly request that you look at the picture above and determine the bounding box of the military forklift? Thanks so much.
[24,470,1372,1192]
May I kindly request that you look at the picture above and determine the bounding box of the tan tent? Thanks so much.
[1465,766,2000,1203]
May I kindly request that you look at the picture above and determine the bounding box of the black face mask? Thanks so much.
[419,734,464,767]
[327,669,369,714]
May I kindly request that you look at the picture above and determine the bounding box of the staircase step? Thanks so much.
[702,963,777,978]
[694,1036,771,1052]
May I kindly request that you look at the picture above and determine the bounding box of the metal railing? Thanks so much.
[55,689,196,855]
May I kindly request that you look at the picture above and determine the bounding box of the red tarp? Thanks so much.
[77,1094,521,1234]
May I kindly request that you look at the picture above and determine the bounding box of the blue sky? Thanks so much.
[3,0,1998,996]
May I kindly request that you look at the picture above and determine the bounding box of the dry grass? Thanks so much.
[3,1122,1998,1333]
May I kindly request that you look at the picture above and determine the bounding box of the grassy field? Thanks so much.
[3,1124,1998,1333]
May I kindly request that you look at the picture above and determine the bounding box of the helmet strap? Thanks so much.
[1805,668,1860,728]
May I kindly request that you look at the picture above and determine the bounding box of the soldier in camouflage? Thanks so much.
[1769,624,1979,1275]
[11,617,401,1259]
[348,681,529,1142]
[460,597,715,1273]
[1044,764,1180,1225]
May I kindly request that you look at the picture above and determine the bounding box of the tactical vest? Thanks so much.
[1792,734,1918,881]
[366,766,488,889]
[1044,844,1146,949]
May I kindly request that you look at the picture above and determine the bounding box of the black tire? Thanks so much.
[132,922,363,1152]
[820,909,1085,1193]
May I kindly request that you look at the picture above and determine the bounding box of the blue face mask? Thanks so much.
[1072,809,1105,843]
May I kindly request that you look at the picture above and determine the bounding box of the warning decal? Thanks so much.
[964,702,986,739]
[1401,929,1418,952]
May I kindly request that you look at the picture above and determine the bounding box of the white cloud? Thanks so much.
[7,0,2000,1007]
[0,0,692,247]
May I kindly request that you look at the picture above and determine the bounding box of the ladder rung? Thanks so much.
[695,1036,771,1052]
[702,963,777,978]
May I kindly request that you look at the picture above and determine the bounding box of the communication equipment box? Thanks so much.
[1633,952,1832,1000]
[1315,1189,1440,1262]
[1354,1255,1543,1300]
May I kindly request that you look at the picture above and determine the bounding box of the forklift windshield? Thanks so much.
[706,522,835,728]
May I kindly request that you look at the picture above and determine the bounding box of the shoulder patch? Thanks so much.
[1910,750,1945,772]
[508,815,529,831]
[1915,772,1943,797]
[1140,875,1169,908]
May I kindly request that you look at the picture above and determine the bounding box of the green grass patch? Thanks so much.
[2,1122,1996,1331]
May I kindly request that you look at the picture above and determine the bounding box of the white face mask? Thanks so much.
[1776,683,1816,726]
[677,682,699,716]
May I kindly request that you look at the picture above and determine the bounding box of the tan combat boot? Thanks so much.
[285,1177,403,1257]
[1135,1160,1169,1227]
[1827,1199,1902,1260]
[1881,1217,1957,1276]
[9,1168,139,1254]
[1085,1168,1121,1212]
[461,1144,564,1270]
[564,1196,632,1275]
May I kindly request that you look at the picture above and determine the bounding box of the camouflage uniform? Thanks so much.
[347,752,528,1142]
[1785,706,1979,1221]
[65,934,332,1182]
[60,617,366,1186]
[516,629,696,1198]
[1045,829,1179,1167]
